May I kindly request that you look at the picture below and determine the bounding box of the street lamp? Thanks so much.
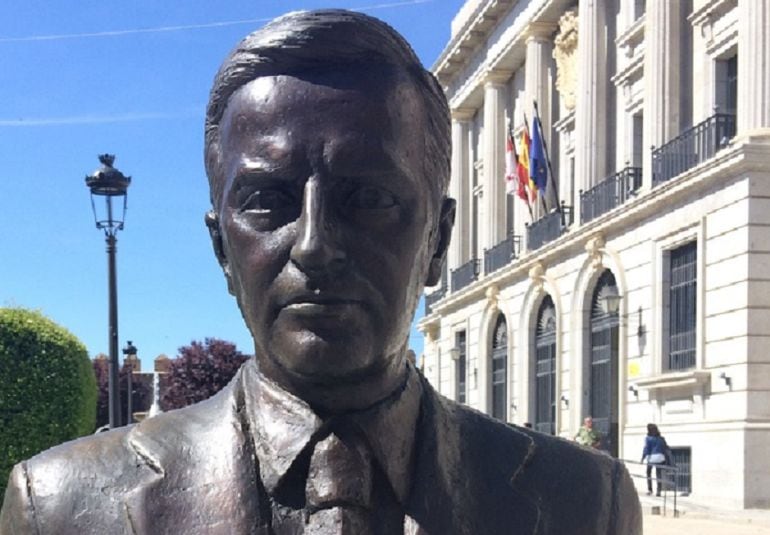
[86,154,131,429]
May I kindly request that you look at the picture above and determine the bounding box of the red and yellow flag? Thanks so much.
[517,128,535,202]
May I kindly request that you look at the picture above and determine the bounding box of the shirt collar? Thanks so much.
[240,358,423,505]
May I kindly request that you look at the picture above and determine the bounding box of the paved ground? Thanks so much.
[639,496,770,534]
[644,513,770,534]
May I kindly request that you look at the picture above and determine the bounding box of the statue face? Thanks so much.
[212,69,441,386]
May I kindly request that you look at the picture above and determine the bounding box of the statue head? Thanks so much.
[203,9,454,411]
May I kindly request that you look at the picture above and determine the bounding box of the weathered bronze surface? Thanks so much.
[1,10,642,534]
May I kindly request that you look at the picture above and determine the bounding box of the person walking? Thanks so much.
[642,423,671,496]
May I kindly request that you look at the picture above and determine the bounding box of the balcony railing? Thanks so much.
[451,258,479,292]
[580,167,642,224]
[526,203,574,252]
[652,112,736,186]
[484,234,522,275]
[424,285,446,315]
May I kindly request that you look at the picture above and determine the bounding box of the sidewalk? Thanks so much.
[640,495,770,534]
[644,513,770,534]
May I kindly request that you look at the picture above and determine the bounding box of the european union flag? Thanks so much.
[529,118,548,194]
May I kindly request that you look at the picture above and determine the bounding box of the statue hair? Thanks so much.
[204,9,450,212]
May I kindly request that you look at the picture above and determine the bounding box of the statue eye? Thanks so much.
[240,189,297,212]
[346,187,397,210]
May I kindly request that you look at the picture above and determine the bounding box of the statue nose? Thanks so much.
[290,178,347,276]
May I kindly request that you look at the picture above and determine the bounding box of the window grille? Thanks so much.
[590,271,620,457]
[534,296,556,435]
[491,315,507,420]
[669,242,697,370]
[455,331,466,404]
[670,447,692,494]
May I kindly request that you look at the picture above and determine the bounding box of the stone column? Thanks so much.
[482,70,512,250]
[525,22,558,213]
[449,108,474,272]
[642,1,683,187]
[738,0,770,138]
[574,0,607,192]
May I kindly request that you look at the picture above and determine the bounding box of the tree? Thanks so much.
[92,356,152,429]
[0,308,96,497]
[160,338,249,411]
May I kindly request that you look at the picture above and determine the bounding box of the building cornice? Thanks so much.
[419,138,770,325]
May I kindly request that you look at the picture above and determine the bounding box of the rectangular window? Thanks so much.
[632,114,644,168]
[455,331,467,404]
[670,447,692,494]
[668,242,697,370]
[634,0,646,20]
[715,54,738,115]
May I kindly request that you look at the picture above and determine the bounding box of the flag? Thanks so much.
[529,117,548,194]
[517,127,534,202]
[505,132,518,195]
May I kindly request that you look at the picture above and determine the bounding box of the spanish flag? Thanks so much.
[517,127,535,202]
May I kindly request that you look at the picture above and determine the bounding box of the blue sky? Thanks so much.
[0,0,464,369]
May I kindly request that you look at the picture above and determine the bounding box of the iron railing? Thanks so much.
[526,203,574,252]
[424,285,446,315]
[451,258,479,292]
[484,234,522,275]
[652,113,736,186]
[580,167,642,224]
[625,460,680,517]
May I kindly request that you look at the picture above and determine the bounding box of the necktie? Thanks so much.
[269,421,406,534]
[305,425,374,533]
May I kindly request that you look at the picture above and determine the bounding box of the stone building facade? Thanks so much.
[419,0,770,509]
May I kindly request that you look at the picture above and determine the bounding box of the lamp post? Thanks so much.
[86,154,131,429]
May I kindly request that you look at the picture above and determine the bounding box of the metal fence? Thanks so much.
[624,460,681,517]
[580,167,642,224]
[451,258,479,292]
[526,204,574,252]
[484,234,522,275]
[652,113,736,186]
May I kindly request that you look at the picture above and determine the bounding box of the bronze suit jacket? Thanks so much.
[0,364,642,534]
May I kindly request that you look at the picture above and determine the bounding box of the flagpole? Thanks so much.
[533,100,561,211]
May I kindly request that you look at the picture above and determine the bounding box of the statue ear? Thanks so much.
[426,197,456,287]
[205,211,234,295]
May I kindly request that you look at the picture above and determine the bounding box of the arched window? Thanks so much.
[589,270,620,456]
[534,296,556,435]
[491,314,508,420]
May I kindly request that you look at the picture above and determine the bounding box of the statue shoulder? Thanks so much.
[0,382,242,535]
[511,428,642,534]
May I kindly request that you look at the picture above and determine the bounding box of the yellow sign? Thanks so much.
[628,361,641,378]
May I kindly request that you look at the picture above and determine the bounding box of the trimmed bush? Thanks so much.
[0,308,97,497]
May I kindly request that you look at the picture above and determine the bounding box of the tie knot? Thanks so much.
[306,425,373,511]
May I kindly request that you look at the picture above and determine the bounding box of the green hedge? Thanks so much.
[0,308,96,498]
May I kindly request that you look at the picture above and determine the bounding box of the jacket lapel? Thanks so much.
[122,368,266,534]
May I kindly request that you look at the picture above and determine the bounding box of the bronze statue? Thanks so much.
[0,10,642,534]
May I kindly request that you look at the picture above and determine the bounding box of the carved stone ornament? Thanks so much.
[420,323,440,345]
[585,234,605,269]
[486,285,500,311]
[528,262,545,290]
[553,8,578,111]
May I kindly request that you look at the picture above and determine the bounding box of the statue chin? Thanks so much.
[266,329,385,384]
